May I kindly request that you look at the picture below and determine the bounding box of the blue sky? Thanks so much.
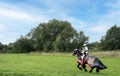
[0,0,120,44]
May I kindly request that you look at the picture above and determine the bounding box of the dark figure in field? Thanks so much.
[72,49,107,73]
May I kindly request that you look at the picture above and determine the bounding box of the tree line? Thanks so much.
[0,19,120,53]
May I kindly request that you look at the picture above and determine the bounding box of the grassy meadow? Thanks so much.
[0,52,120,76]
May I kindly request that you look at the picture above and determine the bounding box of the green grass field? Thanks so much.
[0,53,120,76]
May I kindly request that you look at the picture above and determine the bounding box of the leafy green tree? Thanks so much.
[89,41,100,51]
[13,36,34,53]
[72,31,88,50]
[100,25,120,50]
[9,19,89,53]
[27,19,77,52]
[0,42,4,50]
[7,43,14,53]
[0,42,7,53]
[53,34,63,52]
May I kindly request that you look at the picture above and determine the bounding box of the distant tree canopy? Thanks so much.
[1,20,120,53]
[12,36,34,53]
[100,25,120,50]
[89,41,100,51]
[4,19,88,53]
[26,19,88,52]
[0,42,7,53]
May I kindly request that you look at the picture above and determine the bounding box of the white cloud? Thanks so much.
[0,9,34,21]
[0,24,6,31]
[102,11,120,24]
[65,17,87,31]
[106,0,120,8]
[0,31,21,44]
[90,25,109,33]
[0,24,13,44]
[89,1,120,33]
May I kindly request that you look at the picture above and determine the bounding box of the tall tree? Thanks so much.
[100,25,120,50]
[13,36,34,53]
[0,42,7,53]
[27,19,77,52]
[72,31,88,50]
